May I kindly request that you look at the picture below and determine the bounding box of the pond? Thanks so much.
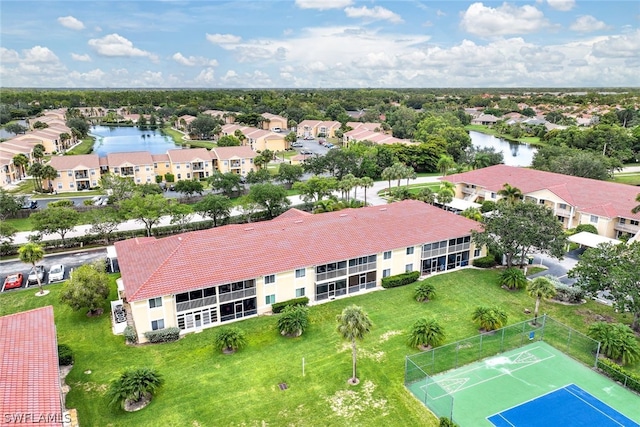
[469,131,537,167]
[0,120,28,139]
[90,126,180,156]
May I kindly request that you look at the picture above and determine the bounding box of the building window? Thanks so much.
[295,268,305,278]
[559,203,567,210]
[295,288,305,297]
[177,174,181,179]
[383,268,391,278]
[165,163,170,168]
[176,165,180,169]
[57,183,62,189]
[383,251,392,260]
[67,171,72,176]
[406,247,414,255]
[265,274,275,284]
[474,248,481,257]
[632,220,639,226]
[266,294,275,305]
[187,173,191,179]
[151,319,165,330]
[154,163,158,168]
[590,215,598,224]
[149,297,162,308]
[405,263,413,272]
[491,192,496,199]
[186,164,190,168]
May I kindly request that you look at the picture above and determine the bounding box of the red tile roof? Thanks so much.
[50,154,100,171]
[212,146,257,160]
[0,306,63,426]
[442,165,640,220]
[106,151,153,166]
[167,148,211,163]
[115,200,481,301]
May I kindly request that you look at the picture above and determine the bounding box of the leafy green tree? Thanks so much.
[135,183,163,196]
[499,267,527,290]
[88,207,124,244]
[414,282,436,303]
[472,201,567,268]
[277,163,304,187]
[526,277,556,325]
[187,114,220,139]
[32,144,45,163]
[59,262,110,316]
[277,305,309,337]
[0,222,18,255]
[100,173,137,202]
[66,117,90,137]
[417,187,436,205]
[461,207,482,221]
[336,305,372,384]
[588,322,640,366]
[40,165,58,192]
[217,135,241,147]
[208,172,243,197]
[436,154,455,176]
[194,194,232,227]
[570,241,640,331]
[174,179,204,200]
[407,318,445,350]
[293,176,337,205]
[107,368,164,410]
[0,188,25,220]
[5,122,27,135]
[472,306,508,332]
[245,168,272,184]
[18,243,45,295]
[168,203,194,232]
[214,327,247,354]
[31,206,80,245]
[120,194,173,237]
[248,183,290,219]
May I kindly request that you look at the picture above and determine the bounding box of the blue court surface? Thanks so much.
[488,384,640,427]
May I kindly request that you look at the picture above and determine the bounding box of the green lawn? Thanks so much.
[67,137,96,155]
[0,268,636,426]
[465,125,544,146]
[612,172,640,186]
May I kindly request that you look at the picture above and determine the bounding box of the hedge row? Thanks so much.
[272,297,310,314]
[124,325,138,344]
[597,358,640,394]
[58,344,74,366]
[143,327,181,343]
[472,255,497,268]
[381,271,420,289]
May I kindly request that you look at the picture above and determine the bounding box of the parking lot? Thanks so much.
[0,248,109,293]
[291,137,332,156]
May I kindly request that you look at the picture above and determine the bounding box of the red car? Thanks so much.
[3,273,23,290]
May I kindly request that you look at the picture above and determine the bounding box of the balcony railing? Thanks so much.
[615,222,640,234]
[461,187,476,195]
[192,163,204,170]
[555,208,573,217]
[74,172,89,179]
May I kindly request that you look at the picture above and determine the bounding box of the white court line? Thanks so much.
[564,385,628,427]
[422,350,556,399]
[489,413,516,427]
[486,383,574,419]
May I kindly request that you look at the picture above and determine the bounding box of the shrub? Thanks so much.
[480,200,496,213]
[439,417,460,427]
[124,325,138,344]
[143,327,180,344]
[553,283,585,304]
[472,306,508,332]
[414,282,436,302]
[575,224,598,234]
[271,296,309,314]
[214,327,247,354]
[107,367,164,409]
[473,255,497,268]
[164,173,175,183]
[381,271,420,289]
[597,358,640,394]
[498,267,527,290]
[58,344,74,366]
[588,322,640,365]
[407,318,445,349]
[277,305,309,337]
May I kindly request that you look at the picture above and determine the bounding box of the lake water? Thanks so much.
[90,126,179,156]
[469,131,537,167]
[0,120,28,139]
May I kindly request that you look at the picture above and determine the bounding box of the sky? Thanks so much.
[1,0,638,88]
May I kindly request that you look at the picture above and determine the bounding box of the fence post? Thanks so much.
[594,342,600,369]
[540,314,546,341]
[501,327,505,352]
[521,320,526,346]
[479,333,483,358]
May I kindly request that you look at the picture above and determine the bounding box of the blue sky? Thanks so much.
[1,0,638,88]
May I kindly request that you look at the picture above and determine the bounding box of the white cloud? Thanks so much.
[172,52,218,67]
[0,47,20,63]
[344,6,403,23]
[194,68,216,84]
[295,0,352,10]
[23,46,60,63]
[206,33,242,45]
[546,0,575,11]
[71,53,92,62]
[570,16,610,33]
[88,34,157,60]
[460,3,552,37]
[592,29,640,58]
[58,16,85,30]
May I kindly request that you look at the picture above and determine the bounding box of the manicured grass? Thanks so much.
[0,268,636,426]
[67,137,96,155]
[612,173,640,186]
[465,125,544,147]
[7,179,35,194]
[162,126,217,149]
[3,216,33,232]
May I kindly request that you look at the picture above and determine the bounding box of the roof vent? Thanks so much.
[339,214,347,217]
[294,220,303,223]
[244,227,254,231]
[379,208,387,211]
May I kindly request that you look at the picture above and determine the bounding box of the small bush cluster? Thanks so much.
[143,327,180,343]
[597,358,640,394]
[553,283,585,304]
[439,417,459,427]
[124,325,138,344]
[58,344,74,366]
[472,255,497,268]
[271,297,309,314]
[381,271,420,289]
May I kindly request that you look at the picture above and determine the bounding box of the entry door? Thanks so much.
[195,313,202,328]
[456,254,462,267]
[235,302,243,319]
[431,259,438,273]
[359,274,367,289]
[328,282,336,298]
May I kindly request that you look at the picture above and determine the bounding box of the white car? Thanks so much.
[48,264,65,283]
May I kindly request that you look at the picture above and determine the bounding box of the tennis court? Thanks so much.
[408,341,640,426]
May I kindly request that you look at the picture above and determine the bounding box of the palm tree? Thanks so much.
[107,367,164,410]
[461,207,483,221]
[632,193,640,214]
[414,282,436,303]
[472,306,508,332]
[12,154,29,179]
[41,165,58,193]
[28,162,44,192]
[32,144,45,163]
[18,243,45,296]
[214,327,247,354]
[277,305,309,337]
[526,277,556,325]
[588,322,640,366]
[407,318,445,350]
[417,187,436,205]
[497,183,523,204]
[437,155,455,176]
[499,267,527,290]
[336,305,372,385]
[360,176,374,206]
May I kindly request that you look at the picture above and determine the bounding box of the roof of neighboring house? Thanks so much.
[152,153,170,162]
[261,113,287,122]
[211,145,257,160]
[471,114,499,122]
[50,154,100,170]
[106,151,154,166]
[167,148,211,163]
[298,120,322,129]
[0,306,63,426]
[442,164,640,220]
[115,200,481,301]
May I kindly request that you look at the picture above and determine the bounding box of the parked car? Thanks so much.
[3,273,23,290]
[291,142,303,147]
[48,264,65,283]
[301,150,312,155]
[303,135,314,140]
[22,200,38,209]
[92,196,104,206]
[27,265,46,285]
[169,184,176,191]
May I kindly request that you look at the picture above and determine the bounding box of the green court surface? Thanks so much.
[408,342,640,426]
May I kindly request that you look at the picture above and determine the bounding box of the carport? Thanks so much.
[443,198,482,214]
[568,231,622,249]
